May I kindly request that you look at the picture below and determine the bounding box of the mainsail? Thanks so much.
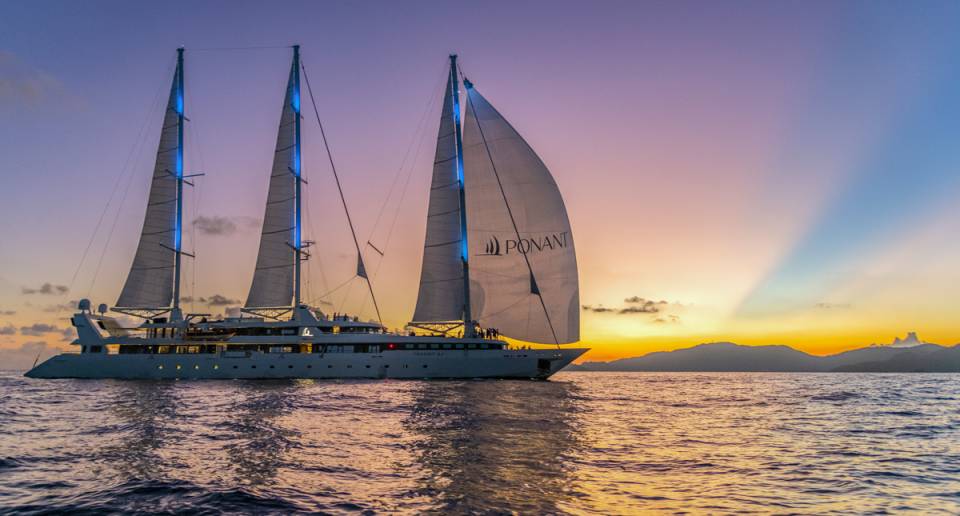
[115,64,181,309]
[412,72,467,322]
[461,83,580,343]
[245,57,299,308]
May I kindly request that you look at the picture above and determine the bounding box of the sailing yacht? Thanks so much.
[25,48,587,380]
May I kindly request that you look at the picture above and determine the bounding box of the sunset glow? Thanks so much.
[3,1,960,366]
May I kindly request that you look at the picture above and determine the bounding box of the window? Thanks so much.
[423,364,428,368]
[251,365,257,369]
[365,365,371,368]
[233,365,238,369]
[269,365,275,369]
[288,365,293,369]
[307,365,312,369]
[328,365,333,368]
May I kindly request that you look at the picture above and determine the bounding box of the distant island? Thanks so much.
[571,333,960,372]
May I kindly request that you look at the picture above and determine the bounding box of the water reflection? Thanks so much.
[405,380,585,513]
[223,380,303,486]
[101,380,180,479]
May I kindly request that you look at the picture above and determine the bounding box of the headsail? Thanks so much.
[462,84,580,343]
[412,71,467,323]
[116,62,181,309]
[245,55,299,309]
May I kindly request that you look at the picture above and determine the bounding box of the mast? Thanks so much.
[450,54,473,337]
[293,44,303,308]
[172,46,185,321]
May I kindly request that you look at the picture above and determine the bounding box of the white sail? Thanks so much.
[462,85,580,343]
[412,74,466,322]
[115,68,180,309]
[245,60,298,308]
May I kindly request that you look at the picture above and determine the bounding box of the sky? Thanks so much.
[2,0,960,365]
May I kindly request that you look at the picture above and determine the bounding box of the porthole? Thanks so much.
[269,365,275,369]
[252,365,257,369]
[288,365,293,369]
[233,365,238,369]
[365,365,371,368]
[347,365,352,368]
[423,364,428,368]
[307,365,312,369]
[213,365,219,370]
[194,365,199,370]
[158,365,164,370]
[176,364,181,370]
[328,365,333,368]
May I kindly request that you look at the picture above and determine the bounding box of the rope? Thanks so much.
[300,61,383,326]
[189,45,292,52]
[357,59,447,315]
[85,58,176,305]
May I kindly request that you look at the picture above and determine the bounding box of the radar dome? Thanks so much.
[78,299,91,312]
[97,303,108,315]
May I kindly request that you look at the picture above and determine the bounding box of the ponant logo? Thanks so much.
[478,232,569,256]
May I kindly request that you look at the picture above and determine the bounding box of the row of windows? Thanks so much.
[157,363,431,371]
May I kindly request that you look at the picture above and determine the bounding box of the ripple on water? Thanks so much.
[2,372,960,514]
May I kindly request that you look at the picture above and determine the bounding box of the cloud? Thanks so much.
[625,296,668,305]
[654,315,681,324]
[0,310,15,316]
[206,294,240,306]
[20,323,60,336]
[0,325,16,336]
[584,295,687,322]
[61,327,76,342]
[43,300,79,313]
[192,216,260,236]
[618,304,661,314]
[224,306,242,318]
[1,340,68,371]
[22,283,69,295]
[582,305,616,313]
[814,302,852,310]
[0,50,69,107]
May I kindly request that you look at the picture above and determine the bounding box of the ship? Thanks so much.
[26,46,587,379]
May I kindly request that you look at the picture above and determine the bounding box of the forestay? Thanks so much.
[412,74,467,322]
[462,85,580,343]
[116,68,180,309]
[245,60,298,308]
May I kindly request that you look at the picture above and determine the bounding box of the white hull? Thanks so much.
[25,347,588,380]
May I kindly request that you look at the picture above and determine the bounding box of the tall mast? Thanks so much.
[450,54,473,337]
[172,46,185,320]
[293,44,303,308]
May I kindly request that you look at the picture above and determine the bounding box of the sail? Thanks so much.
[115,68,180,309]
[411,74,466,322]
[462,85,580,343]
[245,60,298,308]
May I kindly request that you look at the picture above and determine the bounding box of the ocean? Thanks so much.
[1,371,959,514]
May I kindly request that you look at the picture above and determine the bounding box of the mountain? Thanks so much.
[572,334,960,373]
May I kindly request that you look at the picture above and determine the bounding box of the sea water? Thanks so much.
[1,371,959,514]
